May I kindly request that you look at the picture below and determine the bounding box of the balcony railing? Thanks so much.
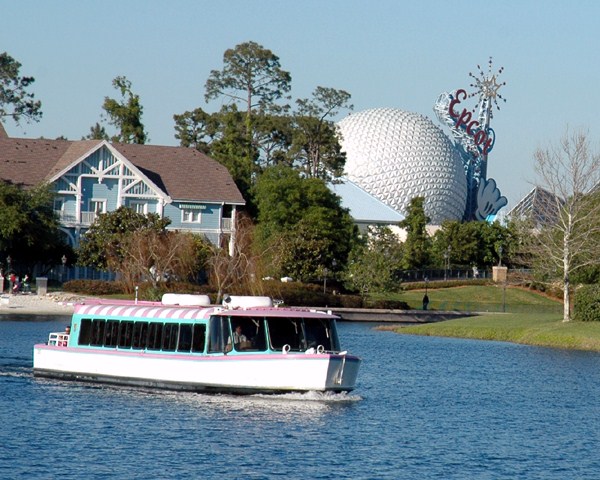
[55,211,97,225]
[56,210,232,229]
[221,217,232,230]
[81,212,97,225]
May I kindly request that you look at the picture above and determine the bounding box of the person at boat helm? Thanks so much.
[227,325,248,351]
[232,325,247,345]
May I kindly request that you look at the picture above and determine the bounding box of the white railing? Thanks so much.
[81,212,97,225]
[54,211,77,223]
[48,332,70,347]
[221,218,232,230]
[54,211,97,225]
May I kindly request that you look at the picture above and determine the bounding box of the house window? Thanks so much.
[182,209,202,223]
[89,199,106,214]
[130,201,147,214]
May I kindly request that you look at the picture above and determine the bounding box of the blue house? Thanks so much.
[0,136,245,255]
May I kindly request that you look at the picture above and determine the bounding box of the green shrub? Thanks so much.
[260,281,363,308]
[574,284,600,322]
[363,298,410,310]
[63,279,125,296]
[338,294,363,308]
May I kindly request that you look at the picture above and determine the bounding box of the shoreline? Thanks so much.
[385,311,600,352]
[0,292,85,316]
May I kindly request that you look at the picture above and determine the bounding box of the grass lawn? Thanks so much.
[386,312,600,352]
[376,285,563,314]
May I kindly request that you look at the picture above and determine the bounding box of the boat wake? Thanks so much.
[251,390,362,403]
[0,367,32,379]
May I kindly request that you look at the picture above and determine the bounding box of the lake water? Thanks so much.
[1,316,600,479]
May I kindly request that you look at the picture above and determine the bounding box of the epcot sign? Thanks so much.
[434,57,508,221]
[448,89,494,156]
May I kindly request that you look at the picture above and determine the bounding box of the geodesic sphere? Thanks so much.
[337,108,467,224]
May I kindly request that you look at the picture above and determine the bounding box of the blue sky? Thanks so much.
[2,0,600,207]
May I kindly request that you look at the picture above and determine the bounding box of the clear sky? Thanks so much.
[2,0,600,208]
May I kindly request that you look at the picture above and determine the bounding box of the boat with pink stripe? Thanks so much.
[33,295,361,394]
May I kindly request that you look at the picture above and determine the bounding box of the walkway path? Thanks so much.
[0,292,84,316]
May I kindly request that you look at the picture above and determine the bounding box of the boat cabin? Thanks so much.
[62,300,342,356]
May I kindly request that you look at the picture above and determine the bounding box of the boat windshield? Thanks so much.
[266,316,340,352]
[209,314,341,353]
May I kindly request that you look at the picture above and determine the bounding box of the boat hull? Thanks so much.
[33,344,360,394]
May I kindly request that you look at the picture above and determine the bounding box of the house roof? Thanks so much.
[111,143,244,204]
[0,137,72,188]
[330,179,405,224]
[0,137,245,205]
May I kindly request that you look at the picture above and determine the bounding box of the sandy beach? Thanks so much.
[0,292,86,316]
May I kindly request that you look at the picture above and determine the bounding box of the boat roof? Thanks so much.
[73,303,338,321]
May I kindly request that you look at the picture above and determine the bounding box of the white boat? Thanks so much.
[33,295,361,394]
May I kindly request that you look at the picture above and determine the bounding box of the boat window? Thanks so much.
[90,319,106,346]
[228,316,267,352]
[104,320,119,347]
[162,323,179,351]
[267,317,304,351]
[132,322,148,349]
[118,321,134,348]
[303,318,338,351]
[147,322,164,350]
[177,324,192,352]
[208,316,228,353]
[191,324,206,353]
[79,319,92,345]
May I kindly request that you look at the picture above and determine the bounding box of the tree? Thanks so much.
[252,113,293,169]
[173,107,218,153]
[119,229,206,292]
[0,181,69,272]
[84,122,109,141]
[204,41,291,125]
[254,165,357,280]
[76,207,170,271]
[204,41,291,194]
[531,128,600,322]
[399,197,431,269]
[344,226,403,297]
[209,105,258,204]
[431,220,514,269]
[207,213,266,303]
[0,52,42,125]
[290,86,353,180]
[102,76,147,144]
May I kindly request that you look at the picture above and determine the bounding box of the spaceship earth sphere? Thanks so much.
[337,108,467,224]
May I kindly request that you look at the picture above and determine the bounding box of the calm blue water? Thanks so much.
[1,317,600,479]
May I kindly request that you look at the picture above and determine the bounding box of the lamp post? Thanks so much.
[498,245,503,267]
[6,256,13,293]
[323,267,328,294]
[425,276,429,295]
[444,246,451,280]
[61,255,67,283]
